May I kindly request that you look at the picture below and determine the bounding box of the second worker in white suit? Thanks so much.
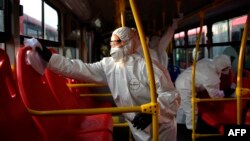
[175,54,233,132]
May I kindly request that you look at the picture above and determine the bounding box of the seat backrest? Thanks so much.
[45,69,95,108]
[44,50,114,135]
[16,47,73,141]
[232,69,250,88]
[68,78,103,108]
[242,69,250,88]
[45,49,99,109]
[0,49,44,141]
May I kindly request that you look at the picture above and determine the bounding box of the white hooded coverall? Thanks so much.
[175,55,231,130]
[46,27,180,141]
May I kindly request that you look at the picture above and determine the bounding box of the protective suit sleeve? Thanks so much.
[155,19,179,68]
[158,24,176,53]
[151,65,181,123]
[47,54,107,83]
[196,60,225,98]
[203,81,225,98]
[158,15,182,53]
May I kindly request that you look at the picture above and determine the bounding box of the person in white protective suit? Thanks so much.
[137,17,181,70]
[175,55,233,134]
[35,27,181,141]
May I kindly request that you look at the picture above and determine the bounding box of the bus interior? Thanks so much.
[1,0,250,141]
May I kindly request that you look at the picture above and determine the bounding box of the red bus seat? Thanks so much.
[241,70,250,126]
[49,48,97,108]
[67,78,113,108]
[198,70,250,134]
[16,47,113,141]
[65,78,96,108]
[45,48,113,135]
[48,48,112,108]
[0,49,44,141]
[44,69,113,133]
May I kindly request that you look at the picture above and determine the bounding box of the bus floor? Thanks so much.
[177,116,224,141]
[113,116,223,141]
[113,126,132,141]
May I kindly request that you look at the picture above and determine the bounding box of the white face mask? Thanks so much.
[110,48,124,62]
[123,39,136,55]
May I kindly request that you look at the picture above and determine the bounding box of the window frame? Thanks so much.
[19,0,61,47]
[0,0,11,42]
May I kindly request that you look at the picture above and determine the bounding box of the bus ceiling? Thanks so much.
[57,0,249,35]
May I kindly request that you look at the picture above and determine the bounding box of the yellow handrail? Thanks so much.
[67,83,106,87]
[119,0,125,27]
[191,11,204,141]
[79,93,112,97]
[113,123,129,127]
[27,106,141,115]
[236,8,250,124]
[195,97,250,102]
[129,0,159,140]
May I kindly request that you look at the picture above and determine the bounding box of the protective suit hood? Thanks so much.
[111,27,138,58]
[213,55,231,74]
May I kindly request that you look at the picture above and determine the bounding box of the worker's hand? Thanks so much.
[223,87,235,97]
[36,45,52,62]
[132,113,152,130]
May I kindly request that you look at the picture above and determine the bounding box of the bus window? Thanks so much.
[212,20,230,63]
[20,0,59,42]
[212,18,238,72]
[20,0,42,38]
[230,15,247,42]
[212,20,229,43]
[187,26,207,45]
[0,43,4,50]
[174,32,186,71]
[211,15,250,71]
[175,48,187,71]
[44,2,58,41]
[174,31,185,46]
[229,15,250,71]
[64,47,77,59]
[0,0,3,32]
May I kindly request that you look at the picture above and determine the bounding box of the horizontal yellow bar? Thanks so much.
[195,97,250,102]
[241,88,250,95]
[112,116,120,123]
[28,106,141,115]
[194,133,222,138]
[113,123,129,127]
[80,93,112,97]
[67,83,107,87]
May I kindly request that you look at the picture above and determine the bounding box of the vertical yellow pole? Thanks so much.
[120,0,125,27]
[192,11,204,141]
[129,0,159,140]
[236,9,250,124]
